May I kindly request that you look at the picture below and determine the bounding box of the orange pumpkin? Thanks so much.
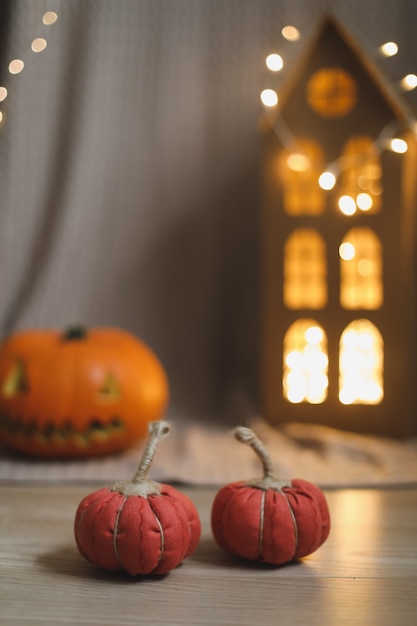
[0,325,169,457]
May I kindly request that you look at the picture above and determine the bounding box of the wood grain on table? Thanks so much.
[1,485,416,625]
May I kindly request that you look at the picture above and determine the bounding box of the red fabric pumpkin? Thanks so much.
[74,421,201,576]
[211,426,330,565]
[0,325,169,457]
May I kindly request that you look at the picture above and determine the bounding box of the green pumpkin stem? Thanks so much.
[63,325,88,340]
[234,426,292,491]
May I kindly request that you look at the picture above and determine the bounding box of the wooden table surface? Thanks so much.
[1,484,417,625]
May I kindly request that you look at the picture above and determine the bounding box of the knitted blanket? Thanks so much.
[1,418,417,488]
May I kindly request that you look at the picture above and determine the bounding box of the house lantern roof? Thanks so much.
[264,16,414,160]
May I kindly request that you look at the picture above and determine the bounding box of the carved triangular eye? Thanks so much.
[98,373,120,401]
[2,360,29,397]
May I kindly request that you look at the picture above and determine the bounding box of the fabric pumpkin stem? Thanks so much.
[111,420,171,497]
[234,426,292,490]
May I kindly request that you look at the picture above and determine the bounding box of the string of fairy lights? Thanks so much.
[0,9,59,126]
[260,23,417,196]
[1,11,416,201]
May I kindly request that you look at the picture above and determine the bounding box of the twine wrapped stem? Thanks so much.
[111,420,171,497]
[234,426,292,491]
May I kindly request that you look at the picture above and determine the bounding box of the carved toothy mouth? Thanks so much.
[0,413,126,448]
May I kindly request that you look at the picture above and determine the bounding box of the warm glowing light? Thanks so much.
[43,11,58,25]
[318,170,337,190]
[260,89,278,107]
[339,227,384,311]
[31,38,48,53]
[339,388,354,404]
[0,87,7,102]
[282,25,300,42]
[401,73,417,90]
[356,192,373,211]
[340,382,383,405]
[358,164,382,193]
[284,322,328,405]
[338,195,356,215]
[306,374,328,404]
[284,230,327,307]
[340,228,383,310]
[8,59,24,74]
[287,387,305,403]
[305,326,324,345]
[285,350,303,369]
[379,41,398,57]
[339,242,355,261]
[357,259,373,277]
[341,330,357,349]
[0,111,3,124]
[286,153,310,172]
[266,53,283,72]
[369,182,383,196]
[339,320,383,405]
[389,138,408,153]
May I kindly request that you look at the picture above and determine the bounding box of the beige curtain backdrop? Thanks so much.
[1,0,416,425]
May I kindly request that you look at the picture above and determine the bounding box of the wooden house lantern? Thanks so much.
[259,17,417,437]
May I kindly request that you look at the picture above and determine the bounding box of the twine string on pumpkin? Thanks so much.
[234,426,274,480]
[234,425,292,491]
[111,420,171,497]
[131,420,171,485]
[258,488,266,560]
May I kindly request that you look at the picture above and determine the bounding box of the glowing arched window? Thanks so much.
[339,227,383,309]
[339,319,383,405]
[337,136,382,215]
[284,229,327,309]
[281,139,325,215]
[283,320,328,404]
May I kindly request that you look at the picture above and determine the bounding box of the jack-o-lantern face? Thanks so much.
[0,326,169,458]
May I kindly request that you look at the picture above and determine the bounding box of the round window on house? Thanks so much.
[306,67,357,118]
